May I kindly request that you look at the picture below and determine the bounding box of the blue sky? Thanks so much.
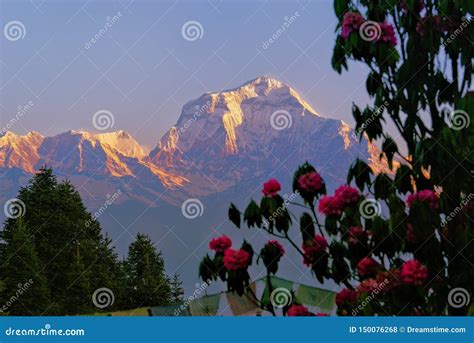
[0,0,377,150]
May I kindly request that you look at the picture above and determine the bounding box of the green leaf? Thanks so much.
[347,159,373,192]
[243,200,262,228]
[228,203,241,228]
[374,173,393,200]
[394,164,413,194]
[300,213,315,243]
[381,136,398,170]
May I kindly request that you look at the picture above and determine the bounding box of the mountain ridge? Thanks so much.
[0,76,393,206]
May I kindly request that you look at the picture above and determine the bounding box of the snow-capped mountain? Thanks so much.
[148,76,385,196]
[0,76,389,207]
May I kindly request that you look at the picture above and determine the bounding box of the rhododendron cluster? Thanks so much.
[335,288,358,306]
[266,240,285,257]
[318,185,359,216]
[341,12,397,47]
[262,178,281,197]
[297,171,323,193]
[302,235,328,267]
[223,249,251,271]
[400,259,429,286]
[356,257,381,277]
[341,12,364,39]
[347,226,369,246]
[379,22,397,46]
[406,189,439,210]
[209,235,232,253]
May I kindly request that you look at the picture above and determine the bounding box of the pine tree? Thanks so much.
[1,167,126,314]
[0,218,50,315]
[124,234,172,307]
[169,273,184,304]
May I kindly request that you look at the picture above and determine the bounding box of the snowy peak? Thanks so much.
[151,76,321,159]
[0,131,44,172]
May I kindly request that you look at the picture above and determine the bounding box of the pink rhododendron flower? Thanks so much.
[357,278,380,293]
[357,257,380,277]
[287,305,314,316]
[348,226,369,245]
[262,178,281,197]
[334,185,360,204]
[341,12,365,40]
[209,235,232,253]
[406,189,439,209]
[297,171,323,193]
[336,288,358,306]
[400,259,428,286]
[378,22,397,46]
[223,249,250,271]
[302,235,328,267]
[318,195,345,216]
[266,240,285,257]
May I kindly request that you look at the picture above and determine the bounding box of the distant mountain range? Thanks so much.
[0,77,393,292]
[0,76,390,206]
